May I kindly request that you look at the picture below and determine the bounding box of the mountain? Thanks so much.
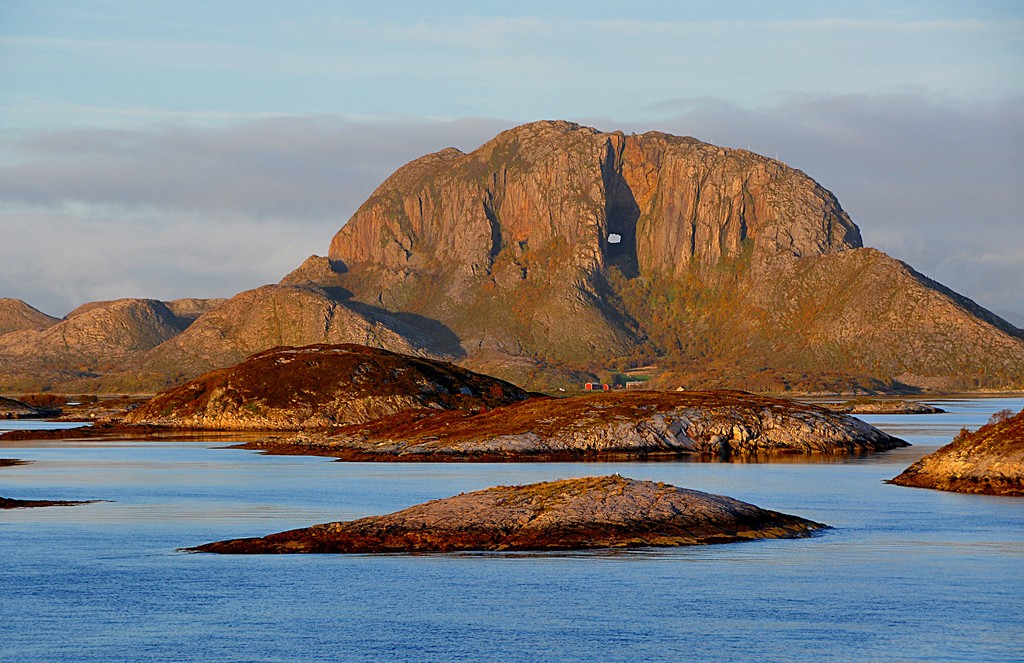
[2,120,1021,394]
[0,299,59,335]
[314,120,1024,391]
[0,298,197,391]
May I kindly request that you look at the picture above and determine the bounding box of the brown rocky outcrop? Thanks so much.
[188,475,826,553]
[244,389,907,461]
[889,408,1024,496]
[0,298,58,335]
[52,284,443,393]
[123,343,530,430]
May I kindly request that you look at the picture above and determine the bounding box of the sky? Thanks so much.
[1,1,1022,322]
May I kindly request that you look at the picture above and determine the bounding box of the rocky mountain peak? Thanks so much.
[328,120,862,285]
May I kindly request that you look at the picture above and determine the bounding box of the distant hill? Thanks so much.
[0,299,58,335]
[0,297,218,392]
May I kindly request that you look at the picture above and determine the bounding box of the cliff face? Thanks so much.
[329,121,859,280]
[319,120,1023,391]
[123,343,530,430]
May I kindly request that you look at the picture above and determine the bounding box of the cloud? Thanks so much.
[0,116,510,219]
[0,116,511,315]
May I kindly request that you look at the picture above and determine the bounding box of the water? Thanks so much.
[2,398,1022,662]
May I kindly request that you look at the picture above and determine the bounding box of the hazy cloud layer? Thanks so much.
[1,96,1021,320]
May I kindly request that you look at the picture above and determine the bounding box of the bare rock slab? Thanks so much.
[188,475,826,554]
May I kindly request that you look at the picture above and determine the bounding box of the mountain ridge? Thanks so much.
[1,120,1021,393]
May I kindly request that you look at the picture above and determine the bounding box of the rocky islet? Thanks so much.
[243,387,908,461]
[188,475,827,554]
[889,408,1024,496]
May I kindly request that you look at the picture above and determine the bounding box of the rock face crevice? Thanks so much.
[188,475,827,554]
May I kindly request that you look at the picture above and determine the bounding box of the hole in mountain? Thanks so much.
[601,141,640,278]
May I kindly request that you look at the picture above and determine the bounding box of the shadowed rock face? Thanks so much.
[123,343,530,430]
[188,475,827,554]
[244,389,908,461]
[0,396,45,419]
[890,408,1024,496]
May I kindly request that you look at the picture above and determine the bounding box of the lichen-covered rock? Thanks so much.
[123,343,530,430]
[188,475,826,554]
[889,408,1024,496]
[245,390,907,461]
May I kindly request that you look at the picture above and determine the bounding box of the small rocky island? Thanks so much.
[0,496,95,509]
[822,399,945,415]
[188,475,826,554]
[245,389,908,461]
[0,458,96,508]
[123,344,530,430]
[889,408,1024,496]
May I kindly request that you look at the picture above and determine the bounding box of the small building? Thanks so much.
[602,384,611,391]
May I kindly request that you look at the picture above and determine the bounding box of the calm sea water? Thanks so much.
[2,398,1022,662]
